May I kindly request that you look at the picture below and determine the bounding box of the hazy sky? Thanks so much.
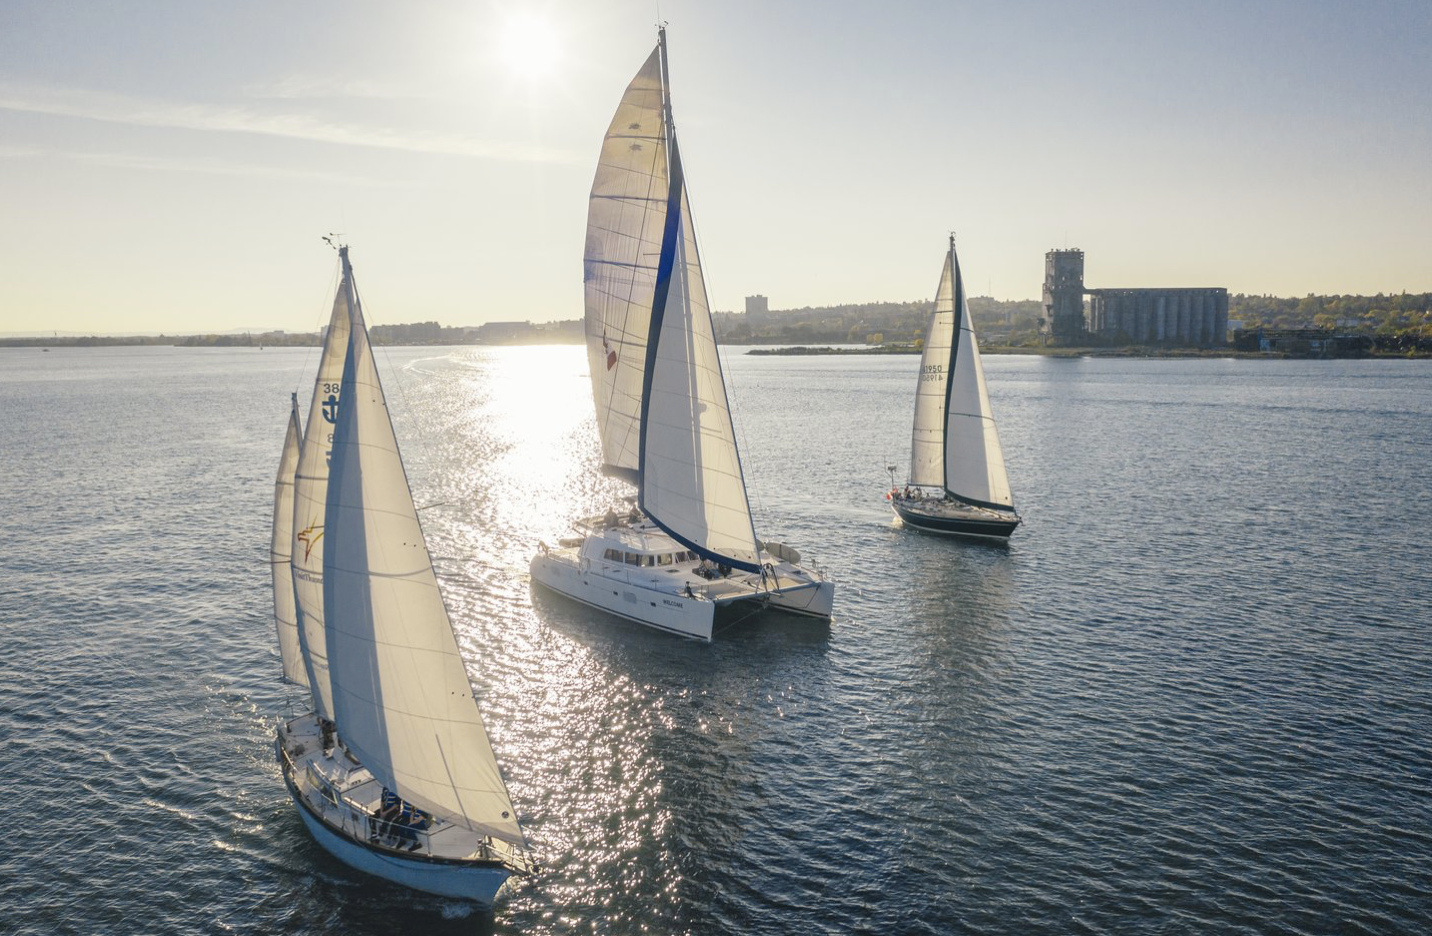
[1,0,1429,335]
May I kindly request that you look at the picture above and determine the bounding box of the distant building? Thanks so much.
[1042,250,1087,342]
[745,295,769,317]
[1041,249,1227,347]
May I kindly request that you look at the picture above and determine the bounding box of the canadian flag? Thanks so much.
[603,332,617,370]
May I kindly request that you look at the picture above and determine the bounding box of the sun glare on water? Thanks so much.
[496,11,561,80]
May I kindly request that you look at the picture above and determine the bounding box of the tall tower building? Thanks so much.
[744,295,769,317]
[1042,249,1086,341]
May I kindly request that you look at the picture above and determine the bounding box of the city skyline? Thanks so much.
[2,0,1429,335]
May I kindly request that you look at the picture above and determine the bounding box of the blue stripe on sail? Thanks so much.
[636,128,683,516]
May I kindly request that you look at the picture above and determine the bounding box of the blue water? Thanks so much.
[2,346,1429,935]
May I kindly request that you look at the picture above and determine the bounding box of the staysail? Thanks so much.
[291,260,352,719]
[270,393,308,687]
[909,239,1014,510]
[322,250,523,846]
[584,46,668,484]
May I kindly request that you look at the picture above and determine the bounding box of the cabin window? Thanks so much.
[657,553,673,566]
[625,552,639,565]
[604,548,621,562]
[640,554,654,567]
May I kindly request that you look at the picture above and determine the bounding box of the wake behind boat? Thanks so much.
[271,245,533,903]
[529,27,833,640]
[889,236,1021,540]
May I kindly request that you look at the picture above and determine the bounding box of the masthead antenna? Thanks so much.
[321,233,345,251]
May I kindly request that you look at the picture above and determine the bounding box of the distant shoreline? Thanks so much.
[3,338,1425,360]
[745,344,1429,360]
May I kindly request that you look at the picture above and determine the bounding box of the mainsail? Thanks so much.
[584,46,668,483]
[909,239,1014,510]
[322,251,523,845]
[270,394,308,687]
[587,29,759,572]
[291,261,352,719]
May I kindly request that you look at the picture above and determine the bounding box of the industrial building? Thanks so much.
[1042,249,1228,346]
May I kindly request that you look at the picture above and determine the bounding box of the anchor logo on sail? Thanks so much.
[297,520,324,561]
[321,393,339,424]
[602,331,617,370]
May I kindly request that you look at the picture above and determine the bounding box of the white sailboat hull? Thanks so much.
[764,578,835,618]
[287,781,512,903]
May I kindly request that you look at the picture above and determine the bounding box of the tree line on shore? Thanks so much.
[5,292,1428,350]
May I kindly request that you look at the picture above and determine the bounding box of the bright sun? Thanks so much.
[496,12,561,80]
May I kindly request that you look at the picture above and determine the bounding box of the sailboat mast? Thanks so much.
[657,26,672,145]
[942,236,961,497]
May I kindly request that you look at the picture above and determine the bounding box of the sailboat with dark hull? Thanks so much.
[271,246,533,903]
[529,27,834,639]
[890,236,1021,540]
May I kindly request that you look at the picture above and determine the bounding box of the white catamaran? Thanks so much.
[529,28,834,641]
[889,236,1021,540]
[272,246,534,902]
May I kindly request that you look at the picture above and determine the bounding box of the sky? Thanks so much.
[1,0,1429,335]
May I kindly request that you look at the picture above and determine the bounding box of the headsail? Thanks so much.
[291,259,352,719]
[323,250,524,846]
[271,394,308,686]
[910,239,1014,510]
[639,124,760,572]
[584,46,668,484]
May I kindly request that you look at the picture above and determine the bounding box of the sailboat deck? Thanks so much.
[278,716,505,864]
[547,520,826,606]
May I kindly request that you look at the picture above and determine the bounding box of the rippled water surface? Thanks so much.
[2,346,1429,935]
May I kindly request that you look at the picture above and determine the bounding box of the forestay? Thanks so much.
[270,394,308,687]
[584,47,668,484]
[291,271,352,719]
[322,269,523,846]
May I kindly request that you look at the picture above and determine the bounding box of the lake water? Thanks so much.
[1,346,1429,935]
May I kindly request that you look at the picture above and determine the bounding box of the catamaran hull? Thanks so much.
[530,553,718,640]
[280,756,512,904]
[765,580,835,618]
[892,499,1020,540]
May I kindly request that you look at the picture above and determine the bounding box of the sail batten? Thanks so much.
[322,249,523,846]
